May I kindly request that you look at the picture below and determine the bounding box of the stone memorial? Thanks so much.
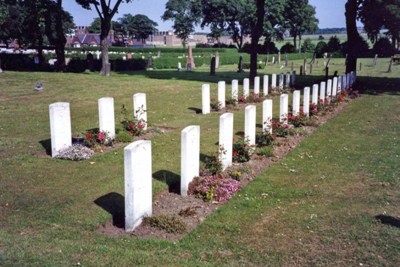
[238,56,243,73]
[243,78,250,98]
[332,77,338,97]
[202,84,211,114]
[292,90,301,116]
[262,99,273,134]
[219,113,233,171]
[34,82,44,91]
[271,74,277,89]
[187,46,195,70]
[181,126,200,196]
[291,71,296,87]
[232,80,239,101]
[312,84,319,105]
[210,56,216,76]
[320,81,326,101]
[218,81,226,108]
[278,51,281,64]
[303,87,310,116]
[133,93,148,130]
[254,76,260,95]
[49,102,72,158]
[285,72,290,88]
[124,140,152,232]
[98,97,115,139]
[215,52,220,69]
[278,73,284,90]
[280,94,288,123]
[245,105,256,146]
[178,62,182,71]
[337,76,342,93]
[327,79,332,99]
[263,75,269,96]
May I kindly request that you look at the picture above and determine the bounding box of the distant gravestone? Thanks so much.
[245,105,256,146]
[210,56,216,76]
[291,71,296,87]
[279,94,288,123]
[254,76,260,95]
[285,54,288,67]
[292,90,300,116]
[219,113,233,170]
[263,75,269,96]
[181,126,200,196]
[202,84,211,114]
[303,58,307,75]
[34,82,44,91]
[272,56,275,64]
[178,62,182,71]
[262,99,273,134]
[218,81,226,108]
[320,81,326,101]
[303,87,310,116]
[146,56,153,69]
[124,140,152,232]
[278,73,284,90]
[243,78,250,98]
[372,54,378,66]
[238,55,244,73]
[271,73,277,89]
[285,72,290,88]
[187,45,195,70]
[215,52,220,69]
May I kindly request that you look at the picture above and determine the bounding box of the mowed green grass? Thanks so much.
[0,58,399,266]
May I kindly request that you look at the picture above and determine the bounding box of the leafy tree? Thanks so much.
[263,0,286,44]
[75,0,133,76]
[162,0,202,46]
[284,0,318,52]
[372,37,396,57]
[88,17,101,33]
[0,1,24,48]
[326,36,341,53]
[345,0,364,72]
[281,42,295,53]
[249,0,266,80]
[314,41,328,57]
[301,38,315,53]
[118,14,158,42]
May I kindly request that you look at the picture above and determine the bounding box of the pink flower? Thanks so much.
[98,132,105,141]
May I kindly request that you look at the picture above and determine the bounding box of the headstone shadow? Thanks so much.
[375,214,400,228]
[153,170,180,194]
[39,139,51,155]
[94,192,125,228]
[188,107,202,114]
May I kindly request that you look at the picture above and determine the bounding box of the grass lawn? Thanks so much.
[0,58,399,266]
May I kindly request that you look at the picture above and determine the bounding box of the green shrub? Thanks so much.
[115,131,133,143]
[143,214,187,233]
[256,146,273,157]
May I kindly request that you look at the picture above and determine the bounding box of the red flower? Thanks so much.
[232,150,238,157]
[313,109,318,113]
[343,91,348,96]
[86,133,92,139]
[129,122,135,128]
[138,124,144,129]
[272,135,276,139]
[285,124,290,129]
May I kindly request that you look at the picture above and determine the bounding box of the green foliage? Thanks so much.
[117,14,158,41]
[115,131,133,143]
[327,36,342,54]
[233,138,254,163]
[315,41,328,57]
[256,146,273,157]
[256,132,275,147]
[143,214,187,233]
[301,38,315,53]
[281,42,295,53]
[373,38,396,57]
[203,155,223,175]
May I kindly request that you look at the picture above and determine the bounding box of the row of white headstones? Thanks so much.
[49,71,356,232]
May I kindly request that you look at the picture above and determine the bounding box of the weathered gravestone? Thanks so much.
[187,45,195,70]
[98,97,115,139]
[271,74,277,89]
[245,105,256,146]
[49,102,72,157]
[232,79,239,101]
[326,79,332,99]
[320,81,326,101]
[262,99,273,134]
[124,140,152,232]
[202,84,211,114]
[254,76,260,95]
[181,125,200,196]
[219,113,233,170]
[210,56,216,76]
[237,56,244,73]
[332,77,338,97]
[278,73,284,90]
[312,84,319,105]
[243,78,250,98]
[285,72,290,88]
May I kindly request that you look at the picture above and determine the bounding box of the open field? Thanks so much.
[0,58,399,266]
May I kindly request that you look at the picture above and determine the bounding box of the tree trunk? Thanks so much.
[293,32,297,51]
[55,0,66,72]
[298,34,302,53]
[100,19,111,76]
[249,0,265,81]
[345,0,361,73]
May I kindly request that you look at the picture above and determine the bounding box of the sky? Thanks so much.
[63,0,361,31]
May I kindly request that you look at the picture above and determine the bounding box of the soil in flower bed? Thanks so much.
[97,101,350,241]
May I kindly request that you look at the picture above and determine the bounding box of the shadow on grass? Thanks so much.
[375,214,400,228]
[39,139,52,156]
[153,170,180,194]
[188,107,202,114]
[94,192,125,229]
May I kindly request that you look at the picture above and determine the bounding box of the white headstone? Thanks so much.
[312,84,319,105]
[243,78,250,98]
[133,93,148,130]
[332,77,338,97]
[262,99,273,134]
[263,75,269,96]
[245,105,256,146]
[303,87,310,116]
[124,140,152,232]
[292,90,301,116]
[49,102,72,158]
[285,72,290,88]
[232,80,238,101]
[181,125,200,196]
[280,94,288,123]
[98,97,115,139]
[346,73,351,89]
[320,81,326,101]
[337,76,342,94]
[219,113,233,171]
[178,62,182,71]
[202,84,211,114]
[218,81,226,108]
[326,79,332,98]
[271,74,277,89]
[291,71,296,87]
[343,75,347,90]
[254,76,260,95]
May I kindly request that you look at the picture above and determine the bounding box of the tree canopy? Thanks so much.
[118,14,158,41]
